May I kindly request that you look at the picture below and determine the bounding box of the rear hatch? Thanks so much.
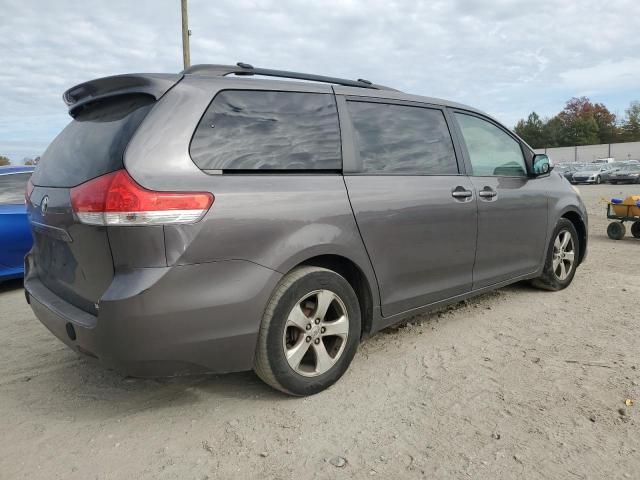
[28,93,157,314]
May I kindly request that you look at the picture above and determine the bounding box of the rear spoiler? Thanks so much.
[63,73,182,117]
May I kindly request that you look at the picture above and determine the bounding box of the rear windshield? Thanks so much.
[0,172,32,204]
[190,90,341,171]
[32,94,154,187]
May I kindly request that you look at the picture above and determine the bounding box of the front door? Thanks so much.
[452,111,548,289]
[340,98,478,316]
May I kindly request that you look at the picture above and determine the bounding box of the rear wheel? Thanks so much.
[595,175,601,184]
[607,222,626,240]
[254,266,361,396]
[531,219,579,291]
[631,221,640,238]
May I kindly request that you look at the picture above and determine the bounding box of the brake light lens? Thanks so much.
[70,170,214,226]
[25,178,34,204]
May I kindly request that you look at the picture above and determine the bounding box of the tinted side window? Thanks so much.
[190,91,341,171]
[347,101,458,174]
[455,113,527,177]
[0,173,31,204]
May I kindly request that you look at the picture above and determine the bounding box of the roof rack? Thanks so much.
[181,62,397,91]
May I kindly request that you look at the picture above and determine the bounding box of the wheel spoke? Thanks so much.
[286,338,311,369]
[564,251,575,263]
[313,341,335,374]
[322,315,349,338]
[552,256,561,270]
[314,290,335,322]
[554,236,561,252]
[560,232,571,249]
[559,261,567,280]
[286,304,310,331]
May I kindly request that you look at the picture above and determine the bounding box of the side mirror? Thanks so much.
[532,154,552,176]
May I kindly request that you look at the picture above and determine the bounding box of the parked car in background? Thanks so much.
[0,165,35,281]
[609,164,640,184]
[24,64,588,395]
[572,164,614,184]
[556,164,581,183]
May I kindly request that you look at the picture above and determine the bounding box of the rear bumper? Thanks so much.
[25,256,282,377]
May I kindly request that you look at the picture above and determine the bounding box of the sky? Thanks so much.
[1,0,639,163]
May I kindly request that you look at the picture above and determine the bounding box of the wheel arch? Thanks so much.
[292,254,376,339]
[561,210,587,265]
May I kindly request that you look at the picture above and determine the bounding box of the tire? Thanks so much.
[631,221,640,239]
[254,266,361,396]
[595,176,601,184]
[607,222,626,240]
[611,181,618,185]
[531,219,580,291]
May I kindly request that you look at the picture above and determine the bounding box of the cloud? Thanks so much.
[1,0,639,162]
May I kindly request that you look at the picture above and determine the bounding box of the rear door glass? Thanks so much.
[347,101,459,174]
[0,172,31,204]
[190,90,341,171]
[32,94,154,187]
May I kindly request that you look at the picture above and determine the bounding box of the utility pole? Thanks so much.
[181,0,191,69]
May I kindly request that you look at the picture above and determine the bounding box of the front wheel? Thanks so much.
[595,176,601,184]
[630,221,640,239]
[254,266,361,396]
[531,219,580,291]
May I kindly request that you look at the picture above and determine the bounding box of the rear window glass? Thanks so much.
[0,172,31,204]
[347,101,458,175]
[32,94,154,187]
[190,90,341,171]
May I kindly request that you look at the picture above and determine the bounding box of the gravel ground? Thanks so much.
[0,183,638,479]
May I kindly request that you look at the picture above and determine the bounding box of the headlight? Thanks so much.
[630,173,639,177]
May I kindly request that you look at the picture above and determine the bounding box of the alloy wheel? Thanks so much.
[282,289,349,377]
[552,230,575,280]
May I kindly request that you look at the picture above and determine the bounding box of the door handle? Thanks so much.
[478,189,497,199]
[451,189,473,199]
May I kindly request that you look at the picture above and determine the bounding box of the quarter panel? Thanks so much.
[124,77,380,308]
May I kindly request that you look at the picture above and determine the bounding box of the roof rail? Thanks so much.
[181,62,397,91]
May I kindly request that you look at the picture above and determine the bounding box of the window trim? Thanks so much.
[449,108,530,178]
[339,96,464,176]
[188,88,343,174]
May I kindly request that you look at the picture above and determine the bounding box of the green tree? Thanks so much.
[542,116,565,148]
[621,101,640,142]
[514,112,546,148]
[561,116,599,146]
[0,155,10,166]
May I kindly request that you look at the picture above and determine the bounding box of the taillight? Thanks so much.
[70,170,214,226]
[25,178,34,204]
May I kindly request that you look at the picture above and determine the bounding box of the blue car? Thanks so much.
[0,165,35,281]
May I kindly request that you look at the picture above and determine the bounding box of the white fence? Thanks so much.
[534,141,640,164]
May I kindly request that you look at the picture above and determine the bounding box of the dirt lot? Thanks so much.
[0,183,638,479]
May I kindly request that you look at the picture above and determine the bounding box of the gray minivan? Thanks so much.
[25,63,588,395]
